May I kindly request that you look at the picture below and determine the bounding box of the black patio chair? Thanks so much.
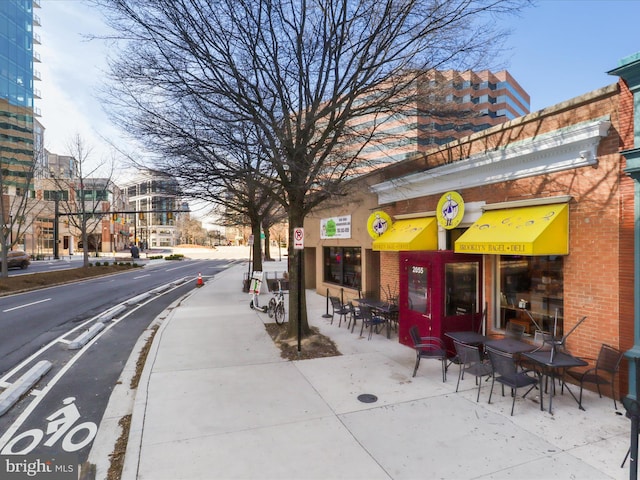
[504,321,526,340]
[329,296,349,327]
[518,330,560,392]
[358,304,387,340]
[564,343,624,410]
[347,301,362,333]
[531,330,555,352]
[453,340,493,402]
[486,347,539,415]
[409,325,448,382]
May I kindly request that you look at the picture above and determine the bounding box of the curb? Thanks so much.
[0,361,52,416]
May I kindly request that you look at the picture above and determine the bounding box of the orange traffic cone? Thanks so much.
[196,272,204,287]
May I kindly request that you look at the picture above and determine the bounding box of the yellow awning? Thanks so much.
[372,217,438,251]
[455,203,569,256]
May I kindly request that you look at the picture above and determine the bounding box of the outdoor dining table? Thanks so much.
[444,330,487,346]
[520,350,588,414]
[484,337,536,355]
[355,298,397,339]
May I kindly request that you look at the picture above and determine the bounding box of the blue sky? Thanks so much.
[38,0,640,160]
[503,0,640,111]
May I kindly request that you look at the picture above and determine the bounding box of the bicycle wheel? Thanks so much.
[267,298,276,318]
[274,303,285,324]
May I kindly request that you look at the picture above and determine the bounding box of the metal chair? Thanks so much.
[453,340,493,402]
[521,330,559,393]
[531,330,555,352]
[358,304,387,340]
[504,321,526,340]
[329,296,349,327]
[564,343,624,410]
[409,325,447,382]
[486,347,539,415]
[347,302,362,333]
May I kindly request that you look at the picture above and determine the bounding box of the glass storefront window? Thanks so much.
[445,262,479,316]
[498,255,564,335]
[407,264,428,314]
[323,247,362,289]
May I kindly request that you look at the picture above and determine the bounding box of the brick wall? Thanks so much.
[383,86,631,397]
[380,251,400,301]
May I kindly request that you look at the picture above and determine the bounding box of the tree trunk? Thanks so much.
[0,242,8,278]
[263,225,272,261]
[286,207,311,339]
[82,218,90,267]
[251,221,263,273]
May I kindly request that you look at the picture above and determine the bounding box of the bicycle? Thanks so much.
[267,280,286,325]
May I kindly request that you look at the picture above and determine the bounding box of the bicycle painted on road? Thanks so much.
[1,397,97,454]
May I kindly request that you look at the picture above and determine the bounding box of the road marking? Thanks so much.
[0,278,190,449]
[3,298,51,312]
[133,274,150,279]
[165,264,194,272]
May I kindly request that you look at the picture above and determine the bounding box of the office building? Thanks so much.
[124,173,182,248]
[0,0,42,250]
[348,69,530,168]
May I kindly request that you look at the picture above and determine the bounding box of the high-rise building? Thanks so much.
[0,0,41,250]
[345,69,530,168]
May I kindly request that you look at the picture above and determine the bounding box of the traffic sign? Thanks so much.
[293,227,304,250]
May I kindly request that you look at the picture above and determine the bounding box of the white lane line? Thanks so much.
[165,264,194,272]
[3,298,51,313]
[134,274,150,279]
[0,279,189,450]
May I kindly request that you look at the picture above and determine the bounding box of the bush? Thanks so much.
[165,254,184,261]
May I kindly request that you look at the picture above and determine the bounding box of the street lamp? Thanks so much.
[53,192,60,260]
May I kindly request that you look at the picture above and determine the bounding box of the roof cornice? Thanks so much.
[371,117,611,204]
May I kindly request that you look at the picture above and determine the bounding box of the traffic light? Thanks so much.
[112,213,118,221]
[167,211,173,220]
[139,212,145,220]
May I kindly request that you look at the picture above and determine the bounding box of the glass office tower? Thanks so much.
[0,0,37,197]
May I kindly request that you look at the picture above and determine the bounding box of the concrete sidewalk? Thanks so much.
[118,259,631,480]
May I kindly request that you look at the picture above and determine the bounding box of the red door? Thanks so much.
[399,251,482,352]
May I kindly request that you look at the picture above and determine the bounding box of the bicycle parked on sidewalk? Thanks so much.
[267,280,287,325]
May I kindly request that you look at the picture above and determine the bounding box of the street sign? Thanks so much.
[293,227,304,250]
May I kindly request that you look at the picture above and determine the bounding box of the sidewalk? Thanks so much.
[118,259,631,480]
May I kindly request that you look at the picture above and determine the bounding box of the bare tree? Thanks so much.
[142,120,284,273]
[95,0,528,337]
[50,134,117,268]
[0,129,46,278]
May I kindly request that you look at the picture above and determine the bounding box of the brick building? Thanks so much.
[304,53,639,399]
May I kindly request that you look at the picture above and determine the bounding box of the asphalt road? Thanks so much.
[0,256,240,465]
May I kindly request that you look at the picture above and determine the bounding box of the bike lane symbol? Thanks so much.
[1,397,98,454]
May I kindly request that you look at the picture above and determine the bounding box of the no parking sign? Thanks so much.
[293,227,304,250]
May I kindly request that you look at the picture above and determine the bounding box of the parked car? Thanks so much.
[7,250,30,269]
